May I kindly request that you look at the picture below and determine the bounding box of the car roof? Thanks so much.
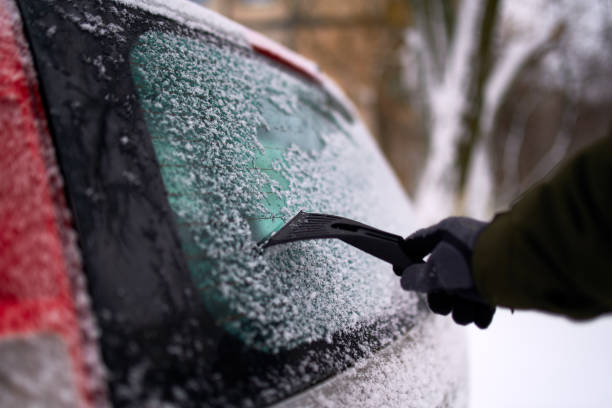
[116,0,358,118]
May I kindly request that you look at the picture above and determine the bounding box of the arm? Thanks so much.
[473,134,612,319]
[398,133,612,328]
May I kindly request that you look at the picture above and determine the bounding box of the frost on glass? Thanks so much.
[130,31,418,352]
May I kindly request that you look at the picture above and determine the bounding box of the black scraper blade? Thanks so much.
[262,211,422,270]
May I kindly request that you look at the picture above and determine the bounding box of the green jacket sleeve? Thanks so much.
[473,135,612,319]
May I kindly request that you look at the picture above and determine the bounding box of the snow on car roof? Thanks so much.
[117,0,248,44]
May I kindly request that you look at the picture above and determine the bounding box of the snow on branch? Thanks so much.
[481,20,565,138]
[410,0,484,224]
[463,16,565,218]
[405,0,566,222]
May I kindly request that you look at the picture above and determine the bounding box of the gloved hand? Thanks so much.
[395,217,496,329]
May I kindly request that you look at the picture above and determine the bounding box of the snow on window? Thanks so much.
[130,31,418,352]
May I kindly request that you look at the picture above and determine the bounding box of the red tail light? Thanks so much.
[0,0,106,406]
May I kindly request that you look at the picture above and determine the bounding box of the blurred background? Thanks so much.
[197,0,612,218]
[195,0,612,406]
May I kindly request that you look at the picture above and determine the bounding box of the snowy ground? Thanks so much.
[468,310,612,408]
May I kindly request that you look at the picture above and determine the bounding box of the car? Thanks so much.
[0,0,466,406]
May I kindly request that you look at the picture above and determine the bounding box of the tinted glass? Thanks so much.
[17,1,422,406]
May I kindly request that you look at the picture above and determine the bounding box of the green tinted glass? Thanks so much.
[130,32,416,352]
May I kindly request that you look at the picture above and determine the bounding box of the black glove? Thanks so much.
[395,217,496,329]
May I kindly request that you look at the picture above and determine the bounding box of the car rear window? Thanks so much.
[130,31,415,353]
[17,0,422,406]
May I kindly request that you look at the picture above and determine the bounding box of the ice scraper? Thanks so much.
[261,211,423,271]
